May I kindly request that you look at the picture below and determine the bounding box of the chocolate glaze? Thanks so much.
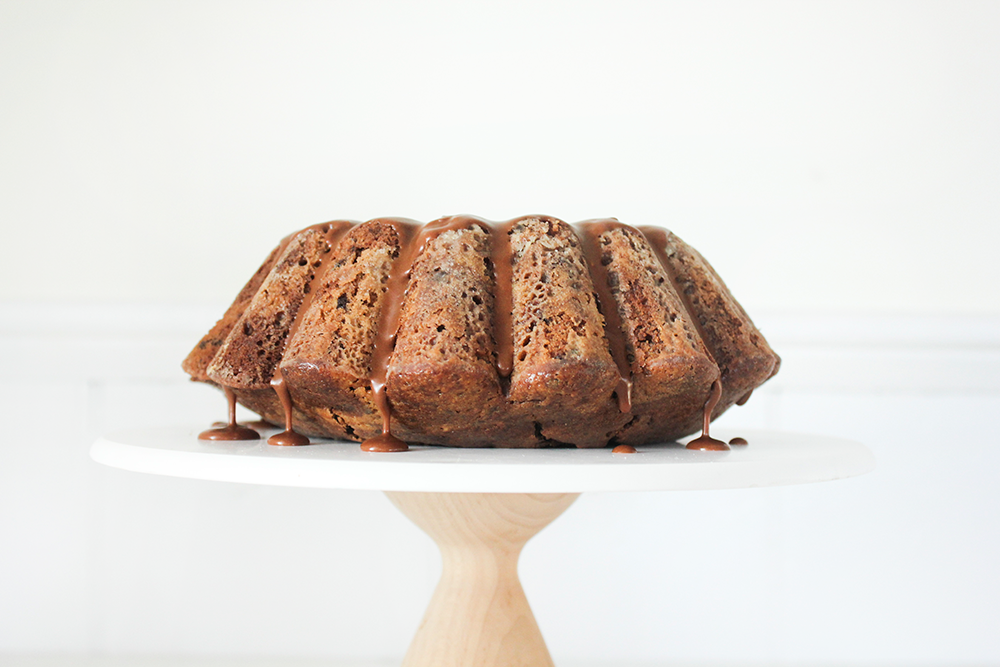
[685,380,729,450]
[199,388,260,441]
[268,373,310,446]
[573,220,634,414]
[736,389,753,406]
[242,419,275,430]
[488,219,516,378]
[361,432,410,452]
[612,444,637,454]
[729,437,748,446]
[267,429,310,447]
[365,218,425,453]
[267,221,355,447]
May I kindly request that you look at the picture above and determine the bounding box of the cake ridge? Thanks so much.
[639,224,722,433]
[182,234,293,382]
[365,215,527,449]
[645,227,779,414]
[269,220,355,446]
[204,223,337,389]
[411,215,515,379]
[572,219,635,413]
[640,226,716,363]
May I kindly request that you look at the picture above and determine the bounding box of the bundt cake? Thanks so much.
[184,215,779,451]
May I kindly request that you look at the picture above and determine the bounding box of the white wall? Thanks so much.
[2,1,1000,665]
[1,0,999,313]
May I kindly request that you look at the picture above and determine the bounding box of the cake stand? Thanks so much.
[90,427,874,667]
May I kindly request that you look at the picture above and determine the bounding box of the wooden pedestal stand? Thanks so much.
[386,492,578,667]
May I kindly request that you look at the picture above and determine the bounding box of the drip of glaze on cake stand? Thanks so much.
[268,369,310,446]
[685,380,729,450]
[360,219,422,453]
[199,388,260,441]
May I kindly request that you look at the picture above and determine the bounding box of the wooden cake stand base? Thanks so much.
[387,492,578,667]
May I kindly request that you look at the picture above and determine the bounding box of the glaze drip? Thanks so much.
[361,432,409,452]
[685,379,729,450]
[488,219,516,378]
[199,388,260,441]
[268,373,310,446]
[364,218,425,453]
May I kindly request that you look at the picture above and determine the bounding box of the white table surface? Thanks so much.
[90,427,874,493]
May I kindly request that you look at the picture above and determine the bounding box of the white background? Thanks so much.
[1,1,999,665]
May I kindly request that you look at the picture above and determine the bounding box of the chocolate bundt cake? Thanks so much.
[184,216,779,451]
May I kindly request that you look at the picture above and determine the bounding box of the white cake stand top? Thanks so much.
[90,427,874,493]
